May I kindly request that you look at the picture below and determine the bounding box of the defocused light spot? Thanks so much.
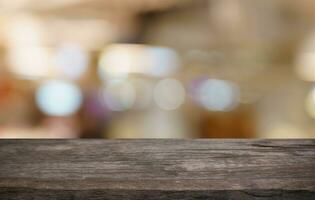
[296,31,315,81]
[198,79,239,111]
[5,14,44,47]
[147,46,179,77]
[4,15,54,80]
[296,52,315,81]
[187,76,209,103]
[98,44,179,81]
[84,90,110,120]
[153,79,185,110]
[305,87,315,119]
[98,44,134,80]
[54,43,89,80]
[7,47,53,79]
[265,124,307,138]
[100,80,136,111]
[36,80,82,116]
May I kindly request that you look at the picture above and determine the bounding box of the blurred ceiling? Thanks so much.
[0,0,192,17]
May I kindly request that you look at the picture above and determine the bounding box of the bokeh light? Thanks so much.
[296,31,315,81]
[36,80,83,116]
[153,79,185,110]
[296,52,315,82]
[7,46,53,79]
[198,79,239,111]
[305,86,315,119]
[100,80,136,111]
[54,43,89,80]
[98,44,134,80]
[5,14,44,47]
[147,46,179,77]
[98,44,179,81]
[265,124,307,138]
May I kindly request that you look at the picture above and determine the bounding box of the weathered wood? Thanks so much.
[0,139,314,199]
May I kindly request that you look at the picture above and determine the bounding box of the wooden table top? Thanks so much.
[0,139,314,199]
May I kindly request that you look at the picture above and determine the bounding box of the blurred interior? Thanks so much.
[1,0,315,138]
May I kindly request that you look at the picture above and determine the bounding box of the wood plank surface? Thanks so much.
[0,139,314,199]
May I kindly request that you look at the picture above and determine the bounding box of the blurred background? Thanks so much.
[1,0,315,138]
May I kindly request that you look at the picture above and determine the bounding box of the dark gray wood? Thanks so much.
[0,139,314,199]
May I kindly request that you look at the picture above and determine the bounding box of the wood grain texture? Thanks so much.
[0,139,314,199]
